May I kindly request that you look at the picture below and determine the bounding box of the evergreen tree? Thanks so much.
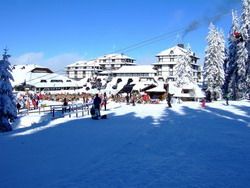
[241,0,250,98]
[174,48,193,87]
[226,10,240,100]
[226,0,250,100]
[203,23,226,100]
[0,49,17,132]
[235,39,248,99]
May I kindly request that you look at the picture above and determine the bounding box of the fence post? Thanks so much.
[82,104,84,116]
[69,106,71,118]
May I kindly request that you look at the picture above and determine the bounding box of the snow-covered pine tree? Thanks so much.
[241,0,250,98]
[226,10,240,100]
[229,0,250,99]
[0,49,17,132]
[216,29,226,98]
[235,39,248,99]
[203,23,225,100]
[174,48,193,87]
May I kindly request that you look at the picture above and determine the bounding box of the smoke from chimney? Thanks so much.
[181,0,240,39]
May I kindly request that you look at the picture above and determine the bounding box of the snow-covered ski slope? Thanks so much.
[1,100,250,188]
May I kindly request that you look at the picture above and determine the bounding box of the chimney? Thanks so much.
[177,44,185,48]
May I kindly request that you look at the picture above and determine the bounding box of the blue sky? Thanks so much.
[0,0,241,71]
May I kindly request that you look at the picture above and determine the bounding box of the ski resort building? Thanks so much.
[66,53,136,80]
[153,44,202,82]
[66,60,101,80]
[99,65,156,78]
[11,44,204,100]
[12,64,80,92]
[97,53,136,71]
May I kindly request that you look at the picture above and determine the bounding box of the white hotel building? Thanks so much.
[153,44,201,82]
[66,44,201,83]
[66,53,135,80]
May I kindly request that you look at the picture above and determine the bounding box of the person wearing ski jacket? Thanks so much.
[93,94,102,117]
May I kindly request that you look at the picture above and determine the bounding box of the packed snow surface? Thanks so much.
[1,100,250,188]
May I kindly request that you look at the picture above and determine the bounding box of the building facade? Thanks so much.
[97,53,135,71]
[66,60,102,80]
[12,64,80,92]
[153,44,202,82]
[66,53,136,80]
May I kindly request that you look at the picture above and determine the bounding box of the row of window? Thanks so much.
[115,73,152,77]
[158,57,198,64]
[69,66,101,70]
[100,59,133,63]
[40,80,72,83]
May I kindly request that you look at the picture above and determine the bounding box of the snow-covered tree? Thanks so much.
[225,10,240,99]
[227,0,250,99]
[241,0,250,97]
[235,40,248,99]
[203,23,225,100]
[0,49,17,132]
[174,48,193,87]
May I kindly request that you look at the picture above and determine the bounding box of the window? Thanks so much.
[51,80,63,83]
[182,89,189,94]
[40,80,47,83]
[170,58,174,62]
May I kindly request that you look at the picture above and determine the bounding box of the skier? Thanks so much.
[93,94,102,118]
[201,98,206,108]
[126,94,130,105]
[224,93,229,106]
[167,93,172,108]
[103,92,107,111]
[16,102,21,113]
[62,98,68,113]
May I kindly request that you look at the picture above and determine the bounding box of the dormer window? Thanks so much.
[170,50,174,55]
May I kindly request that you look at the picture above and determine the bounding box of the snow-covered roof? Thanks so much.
[27,73,79,88]
[146,83,166,93]
[11,64,79,88]
[67,60,100,67]
[168,81,205,98]
[156,45,198,58]
[97,53,134,60]
[11,64,54,85]
[111,65,156,74]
